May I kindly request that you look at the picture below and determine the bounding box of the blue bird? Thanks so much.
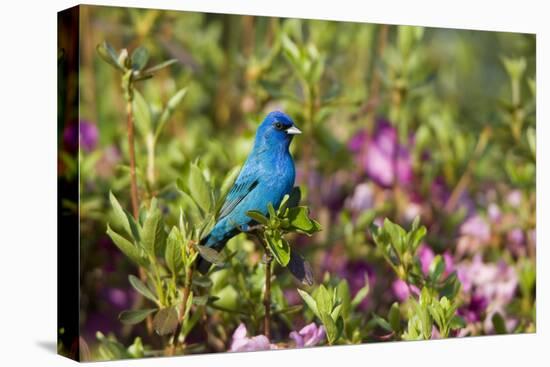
[197,111,301,273]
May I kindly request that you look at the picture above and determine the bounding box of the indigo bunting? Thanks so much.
[197,111,301,273]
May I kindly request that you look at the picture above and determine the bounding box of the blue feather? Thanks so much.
[197,111,301,272]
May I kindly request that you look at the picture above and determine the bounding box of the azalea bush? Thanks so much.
[58,6,536,361]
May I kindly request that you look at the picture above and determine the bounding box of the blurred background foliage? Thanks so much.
[59,5,535,360]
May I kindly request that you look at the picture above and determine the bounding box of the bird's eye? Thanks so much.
[274,122,283,130]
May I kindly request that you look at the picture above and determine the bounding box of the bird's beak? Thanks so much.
[286,126,302,135]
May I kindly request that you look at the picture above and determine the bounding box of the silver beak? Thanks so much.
[286,126,302,135]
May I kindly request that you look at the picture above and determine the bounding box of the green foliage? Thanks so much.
[245,190,322,268]
[371,217,426,281]
[298,277,369,345]
[370,218,465,340]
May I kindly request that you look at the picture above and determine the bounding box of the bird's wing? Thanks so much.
[218,170,259,220]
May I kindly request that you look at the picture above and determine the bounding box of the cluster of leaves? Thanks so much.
[97,41,178,100]
[368,218,465,340]
[297,278,369,345]
[104,160,239,345]
[246,188,321,270]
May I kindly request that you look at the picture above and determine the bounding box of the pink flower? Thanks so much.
[347,183,374,213]
[392,279,420,301]
[418,244,435,275]
[443,251,455,275]
[457,215,491,255]
[506,190,522,207]
[229,323,277,352]
[348,119,414,188]
[289,323,326,348]
[63,119,98,153]
[488,203,502,223]
[507,228,526,256]
[456,255,518,310]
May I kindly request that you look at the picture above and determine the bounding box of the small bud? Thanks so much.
[118,48,128,68]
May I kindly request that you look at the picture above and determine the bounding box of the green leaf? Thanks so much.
[281,34,300,63]
[192,295,209,306]
[183,292,194,322]
[336,280,351,319]
[96,332,130,360]
[315,284,332,315]
[106,225,147,267]
[246,210,269,225]
[492,312,507,334]
[143,58,178,74]
[384,218,407,256]
[128,274,157,303]
[132,90,151,137]
[371,313,393,332]
[267,202,277,220]
[155,87,187,141]
[142,208,164,256]
[195,244,225,265]
[286,206,322,235]
[429,255,445,282]
[297,288,320,319]
[109,191,129,232]
[96,41,124,71]
[189,163,211,213]
[192,275,213,288]
[263,230,291,267]
[331,303,343,321]
[351,275,370,308]
[449,315,466,330]
[127,337,144,358]
[408,224,427,253]
[320,311,338,344]
[153,307,179,336]
[165,227,183,274]
[119,309,156,325]
[131,46,149,71]
[388,302,401,332]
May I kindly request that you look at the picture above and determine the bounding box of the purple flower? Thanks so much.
[457,215,491,255]
[96,145,122,178]
[283,289,301,306]
[459,293,488,323]
[443,251,455,276]
[63,120,98,153]
[229,323,277,352]
[392,279,419,302]
[101,287,136,309]
[418,244,435,275]
[507,228,526,256]
[460,215,491,241]
[289,323,326,348]
[348,119,413,188]
[346,183,374,214]
[456,255,518,313]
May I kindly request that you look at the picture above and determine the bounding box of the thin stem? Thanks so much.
[126,101,140,219]
[146,133,156,186]
[126,95,155,337]
[263,255,272,339]
[170,245,195,355]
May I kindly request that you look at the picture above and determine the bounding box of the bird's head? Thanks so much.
[254,111,302,151]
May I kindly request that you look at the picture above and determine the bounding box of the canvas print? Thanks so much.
[57,5,536,362]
